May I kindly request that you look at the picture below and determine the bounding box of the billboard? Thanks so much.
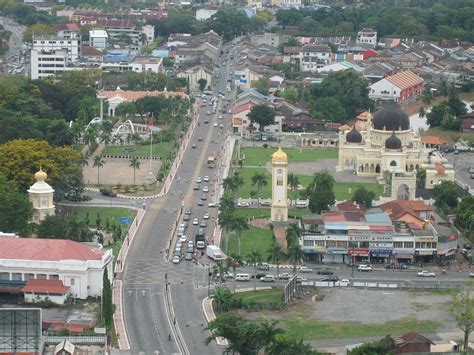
[0,308,42,354]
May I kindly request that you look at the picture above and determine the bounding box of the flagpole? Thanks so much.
[149,115,153,175]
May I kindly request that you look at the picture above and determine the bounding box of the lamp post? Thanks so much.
[208,264,211,297]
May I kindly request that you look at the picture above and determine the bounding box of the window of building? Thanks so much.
[393,242,403,248]
[0,273,9,280]
[276,178,283,186]
[303,240,313,247]
[37,274,47,279]
[11,273,22,281]
[70,278,75,286]
[26,273,35,280]
[49,274,59,280]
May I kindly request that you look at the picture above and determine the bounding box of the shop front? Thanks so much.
[322,248,348,263]
[369,249,393,264]
[348,249,370,264]
[414,250,437,264]
[393,249,415,264]
[303,248,325,262]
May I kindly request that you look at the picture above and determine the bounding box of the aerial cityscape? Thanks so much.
[0,0,473,354]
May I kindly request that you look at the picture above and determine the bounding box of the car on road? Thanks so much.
[204,119,209,124]
[179,222,187,229]
[219,123,224,129]
[193,185,200,191]
[213,122,218,127]
[204,176,210,182]
[179,235,187,243]
[258,263,269,270]
[321,276,339,282]
[200,220,207,228]
[317,269,334,275]
[192,143,196,149]
[470,174,474,179]
[203,186,209,193]
[177,228,185,237]
[296,276,307,283]
[208,202,218,208]
[201,194,207,201]
[196,177,202,183]
[207,111,211,115]
[172,256,180,264]
[185,252,193,261]
[223,271,233,279]
[185,208,191,215]
[183,214,190,221]
[417,270,436,277]
[464,243,472,250]
[279,273,293,280]
[261,275,275,282]
[192,218,199,225]
[198,137,203,141]
[197,200,204,206]
[357,264,373,272]
[299,266,313,273]
[203,212,210,219]
[218,115,223,119]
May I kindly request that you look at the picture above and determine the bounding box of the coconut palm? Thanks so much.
[129,156,141,185]
[211,286,234,313]
[247,250,262,291]
[222,176,236,195]
[288,173,300,207]
[93,155,105,185]
[267,244,286,280]
[260,319,285,353]
[287,243,304,275]
[421,88,433,106]
[230,216,249,257]
[251,172,268,207]
[233,172,244,196]
[218,210,234,253]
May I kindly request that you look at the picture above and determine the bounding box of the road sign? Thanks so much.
[119,217,132,224]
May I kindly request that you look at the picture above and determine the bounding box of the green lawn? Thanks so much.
[235,289,284,306]
[104,143,172,159]
[226,225,274,261]
[283,317,440,341]
[64,206,136,228]
[236,168,384,200]
[241,148,338,166]
[235,208,311,220]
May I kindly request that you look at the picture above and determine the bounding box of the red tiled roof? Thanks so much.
[22,279,70,295]
[52,23,80,32]
[0,238,104,261]
[336,201,367,212]
[421,135,447,145]
[386,70,424,90]
[81,45,103,57]
[101,90,187,101]
[97,19,135,28]
[232,102,255,115]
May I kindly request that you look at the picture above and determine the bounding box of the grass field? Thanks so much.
[236,168,384,200]
[241,148,338,166]
[226,225,274,261]
[64,206,136,228]
[235,289,284,306]
[282,316,439,341]
[104,143,172,159]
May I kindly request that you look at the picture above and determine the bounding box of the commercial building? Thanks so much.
[0,238,112,299]
[368,70,424,103]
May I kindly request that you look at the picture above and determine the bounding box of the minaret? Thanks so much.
[271,148,288,223]
[28,168,55,223]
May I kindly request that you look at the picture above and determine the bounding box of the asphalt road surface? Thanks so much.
[0,17,26,74]
[122,44,237,354]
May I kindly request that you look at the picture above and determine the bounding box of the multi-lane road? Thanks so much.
[0,17,26,74]
[122,44,236,354]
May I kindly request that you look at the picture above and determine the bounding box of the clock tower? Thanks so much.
[271,148,288,223]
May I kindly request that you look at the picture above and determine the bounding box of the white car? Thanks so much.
[417,270,436,277]
[208,202,218,208]
[213,122,218,127]
[203,186,209,193]
[338,279,350,287]
[237,201,250,207]
[357,264,373,272]
[172,256,180,264]
[179,235,187,243]
[218,115,223,119]
[203,212,210,220]
[279,273,292,280]
[299,266,313,273]
[176,242,182,249]
[192,218,199,225]
[196,177,202,183]
[203,176,210,182]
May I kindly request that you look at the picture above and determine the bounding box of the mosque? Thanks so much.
[337,100,454,199]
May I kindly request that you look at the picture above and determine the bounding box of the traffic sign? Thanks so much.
[119,217,132,224]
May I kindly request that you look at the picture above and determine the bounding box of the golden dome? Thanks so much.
[34,169,47,182]
[272,148,288,162]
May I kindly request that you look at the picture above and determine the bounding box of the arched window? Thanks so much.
[390,161,397,167]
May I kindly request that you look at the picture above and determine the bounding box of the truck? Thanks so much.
[206,245,224,261]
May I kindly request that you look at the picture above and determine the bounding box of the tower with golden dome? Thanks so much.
[28,168,55,223]
[271,148,288,222]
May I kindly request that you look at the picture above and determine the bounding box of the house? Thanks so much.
[363,62,397,82]
[250,32,289,49]
[393,52,426,69]
[0,238,112,299]
[195,9,218,21]
[391,332,434,353]
[177,65,213,92]
[99,88,187,116]
[51,23,80,39]
[356,28,377,47]
[368,70,424,102]
[232,102,256,135]
[22,279,70,305]
[299,44,332,72]
[317,61,364,73]
[282,112,323,132]
[81,45,103,61]
[379,200,433,229]
[421,135,448,151]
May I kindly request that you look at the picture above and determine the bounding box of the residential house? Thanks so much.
[81,45,103,62]
[317,61,364,74]
[250,32,289,49]
[379,200,433,229]
[283,46,301,66]
[393,51,426,69]
[461,117,474,132]
[247,0,263,9]
[299,44,332,72]
[363,62,397,83]
[356,28,377,47]
[368,70,424,102]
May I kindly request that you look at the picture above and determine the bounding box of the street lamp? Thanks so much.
[208,264,212,297]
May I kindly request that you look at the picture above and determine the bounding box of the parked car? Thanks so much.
[299,266,313,273]
[203,176,210,182]
[196,177,202,183]
[279,273,293,280]
[185,252,193,261]
[321,276,339,282]
[192,218,199,225]
[172,256,180,264]
[185,208,192,215]
[317,269,334,275]
[251,272,267,279]
[197,200,204,206]
[357,264,373,272]
[417,270,436,277]
[258,263,269,270]
[261,275,275,282]
[296,276,307,283]
[193,185,200,191]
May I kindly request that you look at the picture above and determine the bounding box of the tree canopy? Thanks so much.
[352,186,376,208]
[307,171,335,213]
[433,181,459,213]
[306,71,373,123]
[247,105,276,132]
[0,174,32,236]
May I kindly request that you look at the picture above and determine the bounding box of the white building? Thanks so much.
[356,28,377,47]
[90,29,108,50]
[30,48,71,80]
[299,44,332,72]
[22,279,70,305]
[32,35,80,61]
[141,24,155,44]
[28,169,55,223]
[0,238,113,299]
[195,9,218,21]
[368,70,424,103]
[100,57,163,74]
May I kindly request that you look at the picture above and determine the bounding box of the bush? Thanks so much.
[263,143,268,148]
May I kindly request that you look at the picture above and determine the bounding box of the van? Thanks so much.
[235,274,250,281]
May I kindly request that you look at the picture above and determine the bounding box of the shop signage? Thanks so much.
[415,250,437,256]
[349,230,393,242]
[415,236,436,242]
[393,249,414,255]
[348,249,369,255]
[326,248,347,254]
[369,249,392,255]
[369,242,393,248]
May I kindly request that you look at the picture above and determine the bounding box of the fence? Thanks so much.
[43,336,106,345]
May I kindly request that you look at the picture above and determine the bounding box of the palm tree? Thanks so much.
[260,319,285,353]
[83,126,97,154]
[233,172,244,196]
[247,250,262,291]
[226,253,242,293]
[251,172,268,207]
[93,155,105,185]
[421,88,433,106]
[129,156,141,185]
[222,176,236,195]
[213,260,228,283]
[287,243,304,275]
[218,210,234,253]
[211,286,234,313]
[288,173,300,207]
[230,216,249,257]
[80,154,89,169]
[285,222,302,248]
[267,244,286,280]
